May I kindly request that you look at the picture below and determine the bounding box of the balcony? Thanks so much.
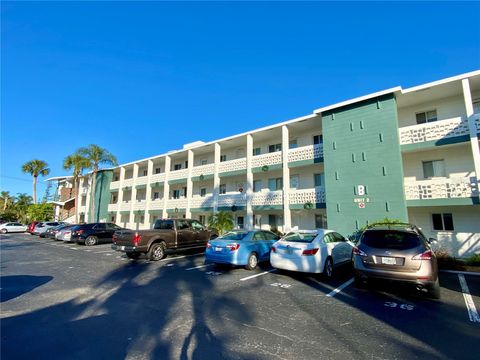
[167,198,188,209]
[398,116,470,146]
[288,144,323,163]
[108,203,118,212]
[218,193,247,207]
[252,152,282,169]
[110,181,120,190]
[219,158,247,174]
[289,187,326,205]
[251,190,283,207]
[149,199,165,210]
[133,200,146,211]
[150,173,166,184]
[191,163,215,178]
[190,195,214,209]
[122,178,134,188]
[120,202,131,211]
[169,169,189,181]
[404,177,479,201]
[135,176,148,186]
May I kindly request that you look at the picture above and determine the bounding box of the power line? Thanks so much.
[0,175,33,183]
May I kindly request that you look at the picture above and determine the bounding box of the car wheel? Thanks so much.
[0,229,7,234]
[245,252,258,270]
[428,278,441,299]
[148,242,166,261]
[85,236,98,246]
[126,252,141,260]
[323,257,334,279]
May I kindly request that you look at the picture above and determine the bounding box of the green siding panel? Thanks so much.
[252,164,283,173]
[191,207,214,213]
[289,203,326,210]
[218,206,246,212]
[168,178,187,185]
[192,174,214,182]
[92,170,113,222]
[322,94,408,237]
[148,210,163,215]
[252,205,283,211]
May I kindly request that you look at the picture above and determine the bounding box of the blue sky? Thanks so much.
[1,1,479,201]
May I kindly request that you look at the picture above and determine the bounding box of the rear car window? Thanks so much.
[283,232,317,243]
[361,230,422,250]
[219,232,249,241]
[154,220,174,230]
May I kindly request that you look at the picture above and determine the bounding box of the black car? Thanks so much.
[71,223,125,246]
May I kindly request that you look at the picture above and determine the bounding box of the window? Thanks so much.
[254,214,262,228]
[219,184,227,194]
[290,175,299,189]
[143,170,148,176]
[268,178,283,191]
[416,110,437,124]
[263,231,280,240]
[314,173,324,187]
[253,180,262,192]
[174,164,182,171]
[200,188,207,197]
[268,214,277,227]
[473,100,480,114]
[432,213,454,231]
[153,192,160,200]
[236,149,245,158]
[315,214,328,228]
[253,147,261,156]
[185,161,189,169]
[236,216,244,229]
[200,159,208,166]
[220,155,227,162]
[113,174,120,181]
[155,167,161,174]
[422,160,445,178]
[313,135,323,145]
[172,189,181,199]
[111,194,117,203]
[289,140,298,149]
[191,220,204,230]
[253,231,267,241]
[182,187,187,197]
[268,144,282,153]
[198,215,206,225]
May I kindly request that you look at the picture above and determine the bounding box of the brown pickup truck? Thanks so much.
[111,218,216,261]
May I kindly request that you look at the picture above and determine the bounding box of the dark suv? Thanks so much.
[71,223,125,246]
[353,223,440,299]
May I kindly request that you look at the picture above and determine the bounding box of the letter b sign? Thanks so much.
[357,185,365,196]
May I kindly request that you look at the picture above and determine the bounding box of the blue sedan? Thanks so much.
[205,230,281,270]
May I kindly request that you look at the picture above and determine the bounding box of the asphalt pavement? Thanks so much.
[1,233,479,360]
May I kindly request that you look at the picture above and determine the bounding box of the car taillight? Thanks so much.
[226,243,240,251]
[206,242,212,249]
[302,248,319,256]
[353,247,367,257]
[133,232,141,247]
[73,229,84,235]
[271,246,276,253]
[412,250,432,260]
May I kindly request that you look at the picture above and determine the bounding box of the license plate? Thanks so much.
[381,257,397,265]
[215,247,222,252]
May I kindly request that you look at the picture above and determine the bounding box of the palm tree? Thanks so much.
[1,191,13,211]
[14,193,33,223]
[63,153,90,223]
[208,211,234,235]
[78,144,117,222]
[21,160,50,205]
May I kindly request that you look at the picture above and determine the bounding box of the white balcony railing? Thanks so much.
[149,199,165,210]
[399,116,469,145]
[191,163,215,177]
[218,193,247,207]
[110,181,120,190]
[135,176,148,186]
[133,201,146,210]
[190,196,215,209]
[288,144,323,163]
[404,177,479,200]
[122,178,134,188]
[169,169,189,181]
[108,203,118,212]
[251,190,283,206]
[167,198,188,209]
[218,158,247,174]
[150,173,166,184]
[120,202,131,211]
[252,152,282,168]
[289,187,326,204]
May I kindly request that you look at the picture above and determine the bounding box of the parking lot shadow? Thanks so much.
[1,275,53,302]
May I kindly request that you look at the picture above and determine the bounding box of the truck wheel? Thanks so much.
[126,252,141,260]
[245,252,258,270]
[148,242,166,261]
[85,236,98,246]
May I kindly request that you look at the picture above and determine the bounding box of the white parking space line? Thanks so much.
[326,278,354,298]
[94,250,115,254]
[186,264,212,271]
[458,274,480,323]
[240,270,276,282]
[158,253,203,262]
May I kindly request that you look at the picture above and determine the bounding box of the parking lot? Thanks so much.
[1,233,479,360]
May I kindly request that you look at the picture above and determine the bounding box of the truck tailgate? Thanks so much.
[113,230,135,246]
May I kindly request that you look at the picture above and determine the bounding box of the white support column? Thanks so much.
[162,156,171,218]
[463,78,480,201]
[131,164,139,230]
[246,134,254,230]
[145,159,154,228]
[186,150,194,218]
[84,176,92,222]
[116,167,126,225]
[282,125,292,232]
[213,143,221,212]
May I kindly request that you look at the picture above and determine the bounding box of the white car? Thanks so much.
[0,222,28,234]
[270,229,353,278]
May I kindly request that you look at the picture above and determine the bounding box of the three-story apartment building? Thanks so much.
[49,70,480,257]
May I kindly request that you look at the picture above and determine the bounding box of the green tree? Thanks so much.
[78,144,117,222]
[207,211,234,236]
[0,191,13,211]
[21,159,50,205]
[14,193,33,223]
[63,153,90,223]
[27,203,54,222]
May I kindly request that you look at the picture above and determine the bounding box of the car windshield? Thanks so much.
[361,230,421,250]
[219,231,249,241]
[282,232,317,243]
